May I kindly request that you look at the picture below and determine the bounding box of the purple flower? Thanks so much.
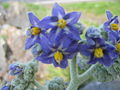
[40,3,81,41]
[36,35,79,68]
[25,12,47,49]
[103,11,119,32]
[1,85,10,90]
[109,31,120,53]
[9,63,23,76]
[79,27,117,66]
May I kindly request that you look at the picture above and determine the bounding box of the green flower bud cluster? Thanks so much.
[1,60,38,90]
[93,59,120,82]
[47,77,65,90]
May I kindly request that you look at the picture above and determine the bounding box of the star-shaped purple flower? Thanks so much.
[25,12,47,49]
[103,11,119,32]
[35,35,79,68]
[40,3,81,41]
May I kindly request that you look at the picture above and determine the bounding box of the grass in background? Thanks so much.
[25,1,120,27]
[62,1,120,15]
[1,3,10,8]
[25,3,50,19]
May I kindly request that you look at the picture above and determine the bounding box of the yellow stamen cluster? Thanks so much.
[94,48,104,58]
[32,27,41,35]
[54,51,63,64]
[115,43,120,52]
[57,19,67,29]
[110,23,119,30]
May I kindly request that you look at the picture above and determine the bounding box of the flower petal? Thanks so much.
[40,16,58,29]
[52,3,65,19]
[106,10,113,20]
[53,58,68,69]
[79,44,93,56]
[49,27,65,47]
[65,43,78,53]
[108,31,118,44]
[103,16,118,31]
[59,36,72,49]
[88,54,98,64]
[105,43,116,51]
[59,59,68,69]
[64,12,81,25]
[28,12,40,26]
[36,52,54,64]
[40,34,52,53]
[99,54,114,66]
[67,26,81,40]
[25,36,39,49]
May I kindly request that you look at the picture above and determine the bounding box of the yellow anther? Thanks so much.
[54,51,63,64]
[115,43,120,52]
[57,19,67,29]
[94,48,104,58]
[110,23,119,30]
[32,27,41,35]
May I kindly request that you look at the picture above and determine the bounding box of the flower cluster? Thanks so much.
[25,3,81,68]
[79,27,117,66]
[25,4,120,68]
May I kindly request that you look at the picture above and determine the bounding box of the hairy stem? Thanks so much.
[67,56,98,90]
[70,56,78,80]
[66,56,79,90]
[78,64,97,85]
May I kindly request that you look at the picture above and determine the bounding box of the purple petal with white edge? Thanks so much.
[65,43,78,53]
[25,36,39,49]
[49,27,65,47]
[99,54,114,66]
[114,18,119,24]
[106,10,113,20]
[59,59,68,69]
[52,3,65,19]
[66,53,76,59]
[103,21,111,31]
[65,12,81,25]
[108,31,118,44]
[67,26,80,40]
[88,54,98,64]
[59,36,72,49]
[105,43,116,51]
[53,58,68,69]
[40,34,52,53]
[79,44,93,56]
[104,16,118,31]
[108,51,118,60]
[40,16,57,29]
[36,53,54,64]
[87,38,95,45]
[28,12,40,26]
[95,38,105,46]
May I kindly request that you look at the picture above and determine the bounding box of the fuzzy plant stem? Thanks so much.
[66,56,97,90]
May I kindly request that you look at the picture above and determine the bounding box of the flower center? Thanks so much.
[110,23,119,30]
[54,51,63,64]
[32,27,41,35]
[94,48,103,58]
[57,19,67,29]
[115,43,120,52]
